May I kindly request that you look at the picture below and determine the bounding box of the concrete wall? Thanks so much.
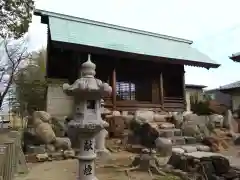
[46,79,73,119]
[185,88,204,112]
[231,92,240,111]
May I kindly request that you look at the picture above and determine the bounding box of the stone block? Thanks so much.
[153,114,168,122]
[159,129,174,138]
[26,145,46,154]
[196,145,211,152]
[36,153,49,162]
[167,152,182,169]
[174,129,182,136]
[181,146,198,153]
[48,151,64,161]
[159,122,175,129]
[184,136,197,144]
[155,137,172,156]
[172,137,186,145]
[63,149,75,159]
[172,147,185,154]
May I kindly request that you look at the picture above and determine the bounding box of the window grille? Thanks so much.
[116,81,135,100]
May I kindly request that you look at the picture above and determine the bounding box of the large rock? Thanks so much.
[35,122,56,144]
[181,146,197,153]
[159,122,175,129]
[129,121,159,149]
[209,114,224,128]
[153,114,168,122]
[53,137,72,151]
[197,124,210,137]
[183,113,199,122]
[172,112,183,128]
[155,137,172,156]
[182,123,201,137]
[223,110,238,134]
[134,110,154,123]
[33,111,52,124]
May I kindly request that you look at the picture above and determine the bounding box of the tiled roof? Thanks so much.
[185,84,207,89]
[34,9,220,69]
[219,81,240,90]
[230,52,240,62]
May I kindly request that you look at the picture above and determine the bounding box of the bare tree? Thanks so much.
[0,37,29,109]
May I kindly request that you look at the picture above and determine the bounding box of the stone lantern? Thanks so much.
[63,54,112,180]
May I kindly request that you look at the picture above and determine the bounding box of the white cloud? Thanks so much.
[30,0,240,89]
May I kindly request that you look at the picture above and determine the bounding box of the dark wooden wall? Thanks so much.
[47,44,185,112]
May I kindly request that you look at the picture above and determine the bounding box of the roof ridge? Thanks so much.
[34,9,193,44]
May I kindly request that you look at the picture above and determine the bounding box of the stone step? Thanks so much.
[171,136,198,145]
[159,128,182,138]
[184,136,197,145]
[172,144,211,153]
[171,137,186,145]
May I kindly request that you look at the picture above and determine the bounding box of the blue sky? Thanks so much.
[28,0,240,89]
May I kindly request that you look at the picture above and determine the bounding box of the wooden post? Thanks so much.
[159,72,164,107]
[112,68,116,110]
[182,69,186,110]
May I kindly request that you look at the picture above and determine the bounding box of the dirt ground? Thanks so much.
[15,151,174,180]
[14,137,240,180]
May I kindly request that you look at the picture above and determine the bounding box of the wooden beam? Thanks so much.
[159,72,164,107]
[112,68,117,110]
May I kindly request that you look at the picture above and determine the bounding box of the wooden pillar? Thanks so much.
[182,69,186,110]
[112,68,116,110]
[159,72,164,107]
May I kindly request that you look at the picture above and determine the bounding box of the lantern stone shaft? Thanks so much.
[63,54,112,180]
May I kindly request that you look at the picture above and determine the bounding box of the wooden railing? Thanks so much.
[104,97,185,112]
[0,130,28,180]
[163,97,185,111]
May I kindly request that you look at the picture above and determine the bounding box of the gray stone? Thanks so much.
[172,112,183,128]
[209,114,224,128]
[174,129,182,136]
[196,145,211,152]
[45,144,55,152]
[172,137,186,145]
[184,151,224,158]
[159,122,175,129]
[142,148,150,153]
[184,136,197,144]
[196,116,210,125]
[182,123,200,137]
[26,145,46,154]
[63,149,75,159]
[36,153,49,162]
[159,129,174,138]
[233,134,240,145]
[49,151,64,160]
[53,137,71,150]
[134,110,154,123]
[181,146,198,153]
[183,113,199,122]
[172,147,185,154]
[223,110,236,134]
[153,114,168,122]
[155,137,172,156]
[197,124,210,137]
